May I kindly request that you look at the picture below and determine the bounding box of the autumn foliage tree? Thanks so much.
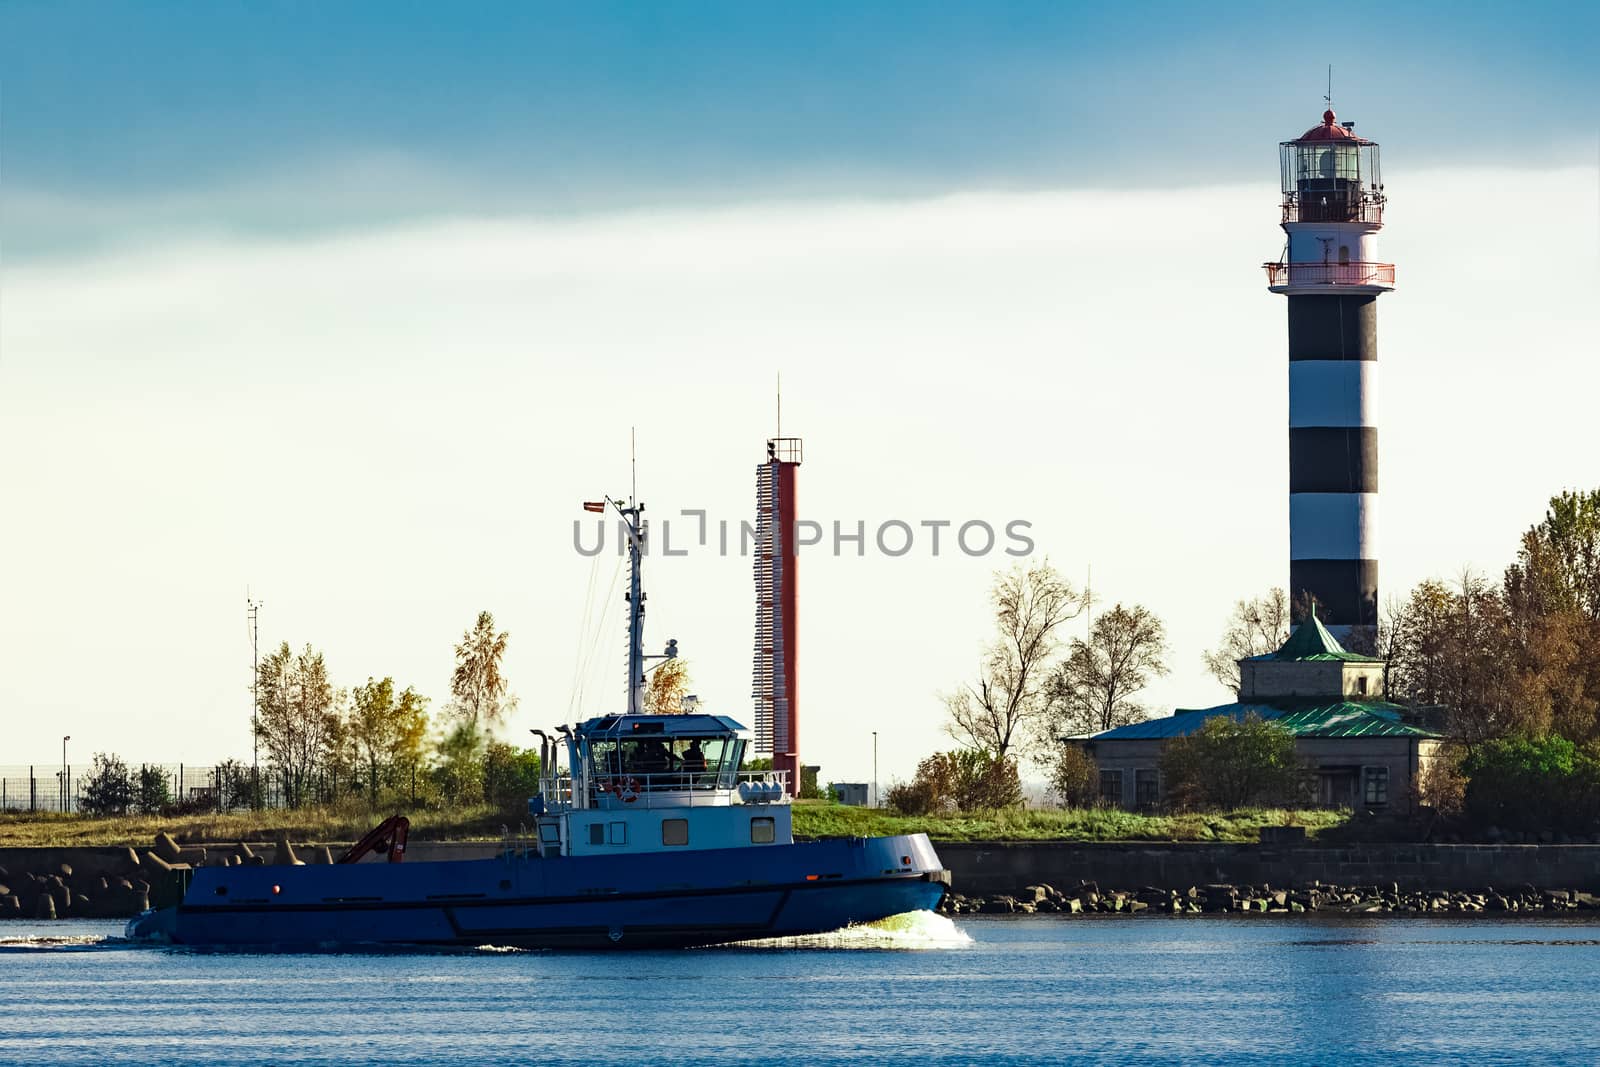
[349,676,432,803]
[1385,489,1600,743]
[451,611,517,730]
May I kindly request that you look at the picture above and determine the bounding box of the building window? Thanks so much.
[750,817,776,844]
[609,822,627,845]
[1098,770,1123,806]
[1356,675,1369,696]
[588,822,605,845]
[1363,766,1389,807]
[1134,769,1160,809]
[662,818,689,846]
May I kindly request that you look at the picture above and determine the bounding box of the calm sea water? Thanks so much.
[4,913,1600,1066]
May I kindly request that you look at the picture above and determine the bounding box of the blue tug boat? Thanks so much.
[128,496,949,949]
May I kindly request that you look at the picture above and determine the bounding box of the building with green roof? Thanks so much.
[1081,610,1447,812]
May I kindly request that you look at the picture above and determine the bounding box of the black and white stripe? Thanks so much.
[1288,294,1378,633]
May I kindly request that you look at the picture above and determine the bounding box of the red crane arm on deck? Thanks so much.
[337,814,410,864]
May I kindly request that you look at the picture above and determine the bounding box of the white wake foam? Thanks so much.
[727,909,973,950]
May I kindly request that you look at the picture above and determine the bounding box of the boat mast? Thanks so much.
[618,498,647,716]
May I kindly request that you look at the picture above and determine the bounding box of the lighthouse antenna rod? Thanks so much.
[1325,64,1333,111]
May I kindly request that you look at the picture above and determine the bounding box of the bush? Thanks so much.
[1050,745,1100,808]
[79,753,136,816]
[1160,714,1308,811]
[483,743,541,811]
[887,750,1022,815]
[135,765,171,815]
[1460,735,1600,836]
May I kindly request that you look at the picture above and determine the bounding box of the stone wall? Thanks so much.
[940,841,1600,895]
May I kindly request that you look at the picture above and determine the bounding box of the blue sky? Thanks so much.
[4,1,1597,255]
[1,3,1597,780]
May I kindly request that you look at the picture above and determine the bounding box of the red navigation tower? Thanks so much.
[753,436,803,792]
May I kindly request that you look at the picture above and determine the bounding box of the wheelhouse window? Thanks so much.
[1363,766,1389,807]
[587,823,604,845]
[661,818,689,846]
[1098,770,1123,807]
[589,735,745,793]
[750,817,775,844]
[609,822,627,845]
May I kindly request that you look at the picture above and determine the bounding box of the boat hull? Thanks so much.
[129,834,948,950]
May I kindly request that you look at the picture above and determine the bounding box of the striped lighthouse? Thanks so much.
[1265,107,1393,648]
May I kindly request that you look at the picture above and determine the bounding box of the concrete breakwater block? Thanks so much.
[271,836,301,866]
[153,833,184,864]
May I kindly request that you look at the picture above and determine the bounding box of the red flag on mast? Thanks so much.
[582,501,606,513]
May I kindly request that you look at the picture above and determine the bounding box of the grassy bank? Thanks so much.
[0,805,508,848]
[1,803,1347,848]
[790,803,1349,843]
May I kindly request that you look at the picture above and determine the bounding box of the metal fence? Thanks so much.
[0,763,385,814]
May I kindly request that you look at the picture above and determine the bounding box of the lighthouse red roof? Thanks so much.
[1292,109,1373,144]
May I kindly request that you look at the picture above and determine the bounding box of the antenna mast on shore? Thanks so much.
[247,597,261,775]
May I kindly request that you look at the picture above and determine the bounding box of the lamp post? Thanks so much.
[871,731,878,809]
[62,735,71,813]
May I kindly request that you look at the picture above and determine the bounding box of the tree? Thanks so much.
[1048,603,1169,738]
[1507,489,1600,623]
[391,686,432,801]
[483,742,542,811]
[643,658,690,714]
[254,642,339,808]
[1202,588,1290,696]
[214,758,261,811]
[1386,573,1522,743]
[944,560,1083,760]
[79,753,135,816]
[1460,735,1600,837]
[1160,714,1308,810]
[135,764,171,815]
[349,677,400,801]
[451,611,517,729]
[1504,489,1600,741]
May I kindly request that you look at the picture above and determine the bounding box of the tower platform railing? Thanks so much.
[1281,194,1385,225]
[766,437,803,464]
[1263,260,1396,289]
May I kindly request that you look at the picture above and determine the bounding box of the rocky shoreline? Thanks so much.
[938,880,1600,917]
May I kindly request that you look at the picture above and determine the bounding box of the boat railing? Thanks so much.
[585,769,790,810]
